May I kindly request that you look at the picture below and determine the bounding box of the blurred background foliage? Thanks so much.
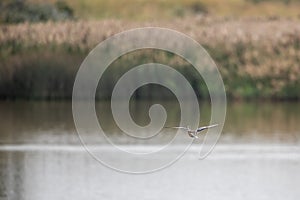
[0,0,74,24]
[1,0,300,22]
[0,0,299,100]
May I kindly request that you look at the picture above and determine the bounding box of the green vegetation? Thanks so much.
[23,0,300,20]
[1,0,300,23]
[0,0,299,100]
[0,19,299,100]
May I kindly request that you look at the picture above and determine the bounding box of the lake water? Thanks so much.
[0,101,300,200]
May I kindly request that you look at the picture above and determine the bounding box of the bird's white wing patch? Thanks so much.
[165,127,189,131]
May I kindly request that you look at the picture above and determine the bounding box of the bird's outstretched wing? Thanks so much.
[196,124,219,133]
[165,126,189,131]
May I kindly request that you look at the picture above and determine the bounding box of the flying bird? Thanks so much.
[166,124,219,138]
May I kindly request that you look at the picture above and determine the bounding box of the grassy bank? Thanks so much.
[0,18,300,100]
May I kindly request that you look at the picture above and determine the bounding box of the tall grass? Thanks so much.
[0,18,300,100]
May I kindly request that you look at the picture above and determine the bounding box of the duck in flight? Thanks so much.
[166,124,219,138]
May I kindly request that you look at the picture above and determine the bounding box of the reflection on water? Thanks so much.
[0,101,299,144]
[0,101,300,200]
[224,102,300,143]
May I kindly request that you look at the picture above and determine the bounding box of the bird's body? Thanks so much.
[166,124,219,138]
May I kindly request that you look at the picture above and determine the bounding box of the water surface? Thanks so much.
[0,101,299,200]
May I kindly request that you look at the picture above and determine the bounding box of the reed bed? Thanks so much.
[0,18,300,100]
